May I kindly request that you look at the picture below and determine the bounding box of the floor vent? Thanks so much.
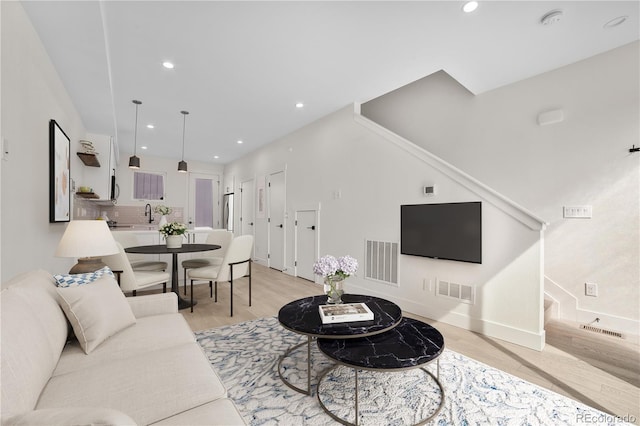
[365,240,398,286]
[580,324,623,339]
[437,279,475,304]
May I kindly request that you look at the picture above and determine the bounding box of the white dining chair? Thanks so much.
[188,235,253,315]
[181,229,233,294]
[112,232,168,272]
[103,242,171,296]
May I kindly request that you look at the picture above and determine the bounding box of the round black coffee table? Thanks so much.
[277,294,402,395]
[317,317,445,425]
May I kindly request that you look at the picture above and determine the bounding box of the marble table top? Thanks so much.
[278,294,402,339]
[317,317,445,370]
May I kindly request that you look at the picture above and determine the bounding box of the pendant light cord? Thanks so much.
[133,100,141,155]
[181,110,189,161]
[181,113,186,161]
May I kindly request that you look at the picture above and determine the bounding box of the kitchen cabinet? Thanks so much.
[186,228,213,244]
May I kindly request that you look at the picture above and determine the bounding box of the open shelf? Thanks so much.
[77,152,100,167]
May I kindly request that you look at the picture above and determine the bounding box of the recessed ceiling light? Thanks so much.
[295,102,304,108]
[462,1,478,13]
[214,155,219,159]
[604,15,628,29]
[162,61,174,69]
[237,140,243,144]
[146,124,155,129]
[141,146,148,150]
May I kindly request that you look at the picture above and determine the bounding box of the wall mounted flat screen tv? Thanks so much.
[401,201,482,264]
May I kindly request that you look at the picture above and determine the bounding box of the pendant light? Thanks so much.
[178,110,189,173]
[128,100,142,169]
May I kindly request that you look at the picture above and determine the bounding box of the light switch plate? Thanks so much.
[563,206,592,218]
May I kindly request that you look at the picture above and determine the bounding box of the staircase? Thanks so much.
[544,296,557,325]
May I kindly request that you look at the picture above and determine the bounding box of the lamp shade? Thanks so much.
[55,220,119,258]
[128,155,140,169]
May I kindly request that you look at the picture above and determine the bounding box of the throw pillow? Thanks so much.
[54,266,114,287]
[56,275,136,354]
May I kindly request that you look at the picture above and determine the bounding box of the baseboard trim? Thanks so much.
[349,283,545,351]
[545,276,639,343]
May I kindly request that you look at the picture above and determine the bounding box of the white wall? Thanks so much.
[361,42,640,336]
[1,2,88,281]
[0,2,225,282]
[225,105,546,349]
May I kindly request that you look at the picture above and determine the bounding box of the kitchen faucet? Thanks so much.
[145,203,154,224]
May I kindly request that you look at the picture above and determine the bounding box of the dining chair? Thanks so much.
[112,232,168,272]
[103,242,170,296]
[181,229,233,294]
[188,235,253,315]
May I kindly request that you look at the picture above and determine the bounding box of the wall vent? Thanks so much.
[437,279,475,304]
[365,240,398,286]
[580,324,623,339]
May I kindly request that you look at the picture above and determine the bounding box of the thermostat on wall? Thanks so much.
[424,185,436,196]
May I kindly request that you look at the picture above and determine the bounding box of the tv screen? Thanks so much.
[401,202,482,264]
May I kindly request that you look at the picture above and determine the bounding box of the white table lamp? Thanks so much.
[55,220,119,273]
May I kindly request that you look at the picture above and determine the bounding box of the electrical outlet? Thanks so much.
[585,282,598,297]
[422,278,433,292]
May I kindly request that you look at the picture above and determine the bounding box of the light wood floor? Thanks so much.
[153,264,639,424]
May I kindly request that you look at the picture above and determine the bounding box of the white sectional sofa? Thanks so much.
[1,270,245,425]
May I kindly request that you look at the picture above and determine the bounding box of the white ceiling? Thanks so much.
[22,1,639,165]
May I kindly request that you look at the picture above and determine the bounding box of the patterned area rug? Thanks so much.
[195,317,626,425]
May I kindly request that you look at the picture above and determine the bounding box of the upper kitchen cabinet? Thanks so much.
[76,133,117,200]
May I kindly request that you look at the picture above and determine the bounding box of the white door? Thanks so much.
[240,179,255,238]
[254,177,268,264]
[295,210,317,281]
[268,171,285,271]
[188,173,220,229]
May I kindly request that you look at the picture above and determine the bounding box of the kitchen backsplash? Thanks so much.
[74,199,185,225]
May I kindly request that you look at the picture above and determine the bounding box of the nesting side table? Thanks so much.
[277,294,402,395]
[317,317,445,426]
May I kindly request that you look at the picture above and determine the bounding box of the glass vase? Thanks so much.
[324,277,344,304]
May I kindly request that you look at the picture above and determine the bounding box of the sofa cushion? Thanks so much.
[150,399,245,425]
[54,313,194,376]
[56,275,136,354]
[37,343,228,426]
[1,270,69,422]
[53,265,114,287]
[5,407,137,426]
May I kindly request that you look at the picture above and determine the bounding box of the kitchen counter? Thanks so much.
[109,224,159,231]
[109,225,215,232]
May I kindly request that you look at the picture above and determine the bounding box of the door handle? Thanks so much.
[277,224,283,228]
[307,225,316,230]
[249,222,254,226]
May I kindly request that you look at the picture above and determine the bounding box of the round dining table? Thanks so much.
[125,243,220,310]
